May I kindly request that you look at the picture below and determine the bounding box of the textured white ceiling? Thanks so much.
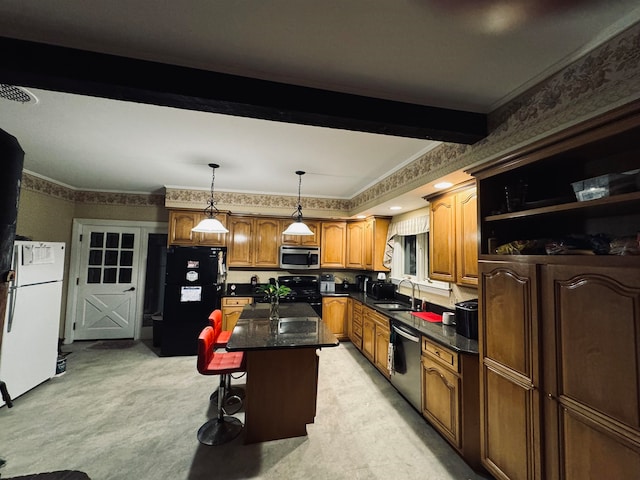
[0,0,639,214]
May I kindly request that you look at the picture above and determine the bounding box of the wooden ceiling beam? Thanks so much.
[0,36,487,144]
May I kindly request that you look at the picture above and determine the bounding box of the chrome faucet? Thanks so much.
[397,278,416,310]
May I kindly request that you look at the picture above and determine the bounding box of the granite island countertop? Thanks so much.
[226,303,339,351]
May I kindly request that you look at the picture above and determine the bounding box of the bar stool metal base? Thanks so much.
[210,387,245,414]
[197,416,243,446]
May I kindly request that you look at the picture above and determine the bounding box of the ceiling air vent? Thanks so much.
[0,84,38,104]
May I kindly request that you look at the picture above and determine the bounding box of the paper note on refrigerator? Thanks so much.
[180,286,202,302]
[22,244,56,265]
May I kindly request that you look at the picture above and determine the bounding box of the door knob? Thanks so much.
[123,286,136,292]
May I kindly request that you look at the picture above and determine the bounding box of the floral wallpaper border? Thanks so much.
[21,173,164,206]
[163,188,350,212]
[22,21,640,212]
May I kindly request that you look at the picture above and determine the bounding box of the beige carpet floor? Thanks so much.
[0,340,491,480]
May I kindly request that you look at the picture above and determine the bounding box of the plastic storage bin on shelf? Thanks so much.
[571,169,640,202]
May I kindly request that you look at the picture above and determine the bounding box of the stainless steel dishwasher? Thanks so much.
[390,320,422,411]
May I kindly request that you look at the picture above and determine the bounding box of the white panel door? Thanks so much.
[74,227,140,340]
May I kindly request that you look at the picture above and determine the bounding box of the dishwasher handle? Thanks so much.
[392,324,420,343]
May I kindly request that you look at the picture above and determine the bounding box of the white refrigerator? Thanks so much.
[0,241,65,406]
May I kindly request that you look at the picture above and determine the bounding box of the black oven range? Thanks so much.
[256,275,322,317]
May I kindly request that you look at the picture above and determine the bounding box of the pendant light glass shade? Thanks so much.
[282,220,314,236]
[283,170,314,236]
[192,163,229,234]
[192,217,228,233]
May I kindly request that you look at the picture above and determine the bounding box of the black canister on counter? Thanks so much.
[455,300,478,340]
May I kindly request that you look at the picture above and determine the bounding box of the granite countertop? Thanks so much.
[226,303,339,352]
[337,291,479,355]
[223,283,478,354]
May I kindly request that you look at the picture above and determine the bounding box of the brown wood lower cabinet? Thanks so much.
[362,305,390,378]
[541,263,640,480]
[422,338,481,470]
[221,297,253,332]
[479,259,640,480]
[322,296,349,340]
[349,299,363,350]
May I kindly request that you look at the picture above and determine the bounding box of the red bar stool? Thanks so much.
[208,309,245,409]
[209,309,232,348]
[196,326,246,445]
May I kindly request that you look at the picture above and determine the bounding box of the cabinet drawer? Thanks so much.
[422,338,458,372]
[366,308,389,327]
[222,297,253,307]
[353,321,362,337]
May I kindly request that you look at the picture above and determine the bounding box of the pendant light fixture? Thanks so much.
[192,163,229,233]
[282,170,314,236]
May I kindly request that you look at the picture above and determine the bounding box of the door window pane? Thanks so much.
[121,234,134,249]
[88,250,103,265]
[90,232,104,248]
[119,268,132,284]
[103,268,117,283]
[87,268,102,283]
[105,250,119,266]
[120,251,133,266]
[106,233,120,248]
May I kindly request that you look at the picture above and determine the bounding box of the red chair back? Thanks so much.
[208,309,223,339]
[197,325,245,376]
[197,326,216,375]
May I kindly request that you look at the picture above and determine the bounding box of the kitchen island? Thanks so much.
[226,303,339,443]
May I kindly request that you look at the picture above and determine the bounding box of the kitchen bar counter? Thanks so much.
[227,303,338,443]
[226,303,339,351]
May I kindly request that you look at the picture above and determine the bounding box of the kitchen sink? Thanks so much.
[374,302,413,311]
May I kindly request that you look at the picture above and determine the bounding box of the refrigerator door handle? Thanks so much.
[6,245,19,332]
[6,284,17,333]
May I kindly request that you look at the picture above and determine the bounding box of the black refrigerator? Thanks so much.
[161,246,226,356]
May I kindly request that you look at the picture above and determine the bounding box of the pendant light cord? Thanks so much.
[205,163,221,218]
[294,170,305,221]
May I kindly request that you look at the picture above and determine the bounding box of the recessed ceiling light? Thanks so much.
[389,206,402,210]
[434,181,453,189]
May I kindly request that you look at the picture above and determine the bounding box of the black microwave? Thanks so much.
[279,246,320,270]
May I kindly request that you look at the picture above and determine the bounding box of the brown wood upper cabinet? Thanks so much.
[428,184,478,286]
[364,217,391,271]
[345,217,391,271]
[227,216,280,267]
[320,221,346,268]
[345,221,365,269]
[167,209,228,246]
[280,219,321,246]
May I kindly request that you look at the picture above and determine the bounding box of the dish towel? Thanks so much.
[218,250,227,282]
[387,341,394,374]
